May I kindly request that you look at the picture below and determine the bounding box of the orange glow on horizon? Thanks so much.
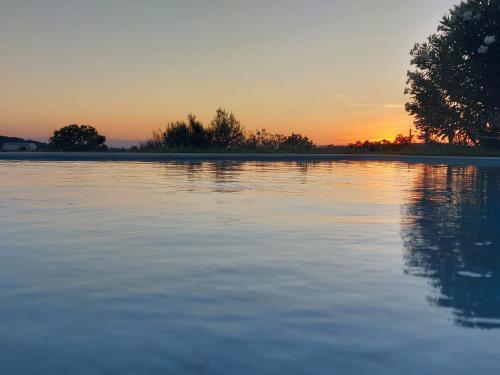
[0,117,412,145]
[0,112,414,146]
[0,0,453,147]
[0,103,415,146]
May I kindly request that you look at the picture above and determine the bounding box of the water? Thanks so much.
[0,160,499,374]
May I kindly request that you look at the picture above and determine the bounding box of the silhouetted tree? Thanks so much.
[245,129,286,151]
[186,114,210,148]
[164,121,190,148]
[406,0,500,145]
[393,133,412,145]
[279,133,315,152]
[141,109,318,153]
[405,60,461,143]
[49,124,106,151]
[163,114,210,149]
[348,137,418,152]
[208,108,245,150]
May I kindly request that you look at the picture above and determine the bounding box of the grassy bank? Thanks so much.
[331,144,500,157]
[5,143,500,158]
[113,144,500,157]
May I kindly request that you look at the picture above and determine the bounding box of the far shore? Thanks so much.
[3,151,500,166]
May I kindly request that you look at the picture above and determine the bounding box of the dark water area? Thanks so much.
[0,161,499,374]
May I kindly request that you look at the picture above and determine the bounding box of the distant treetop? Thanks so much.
[49,124,107,152]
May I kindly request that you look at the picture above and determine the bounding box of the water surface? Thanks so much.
[0,161,499,374]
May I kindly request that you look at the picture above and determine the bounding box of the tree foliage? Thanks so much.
[140,108,317,153]
[208,108,245,150]
[165,114,210,149]
[406,0,500,145]
[246,129,286,151]
[279,133,316,151]
[49,125,107,151]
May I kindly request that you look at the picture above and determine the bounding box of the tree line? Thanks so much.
[347,133,414,152]
[46,109,316,152]
[139,108,316,152]
[406,0,499,145]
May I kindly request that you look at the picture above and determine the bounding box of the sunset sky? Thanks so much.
[1,0,457,145]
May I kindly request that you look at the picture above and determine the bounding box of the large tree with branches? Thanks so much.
[406,0,499,145]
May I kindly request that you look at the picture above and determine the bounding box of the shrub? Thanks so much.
[245,129,285,152]
[279,133,316,152]
[208,108,245,150]
[49,124,106,151]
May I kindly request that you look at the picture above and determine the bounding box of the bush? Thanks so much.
[245,129,285,152]
[49,125,106,151]
[163,114,210,150]
[165,122,191,148]
[279,133,316,152]
[208,108,245,150]
[140,129,166,151]
[140,109,318,153]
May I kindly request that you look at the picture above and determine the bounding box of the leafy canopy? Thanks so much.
[49,125,107,151]
[405,0,499,144]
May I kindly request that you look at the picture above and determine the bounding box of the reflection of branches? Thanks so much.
[402,165,500,329]
[209,162,245,193]
[209,162,244,184]
[160,161,246,193]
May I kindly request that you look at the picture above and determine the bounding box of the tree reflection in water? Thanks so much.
[402,164,500,329]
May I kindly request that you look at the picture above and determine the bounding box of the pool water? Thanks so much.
[0,161,499,374]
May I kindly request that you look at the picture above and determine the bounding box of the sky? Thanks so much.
[0,0,458,145]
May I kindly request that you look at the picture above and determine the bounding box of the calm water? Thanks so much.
[0,161,499,374]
